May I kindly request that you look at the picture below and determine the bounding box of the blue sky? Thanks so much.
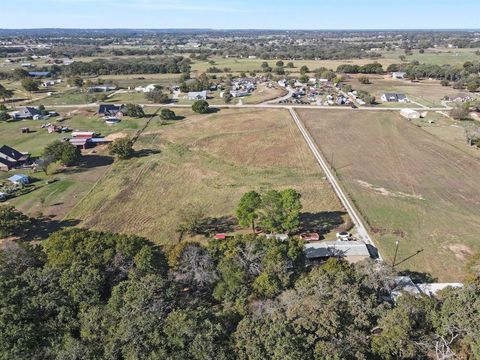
[1,0,479,29]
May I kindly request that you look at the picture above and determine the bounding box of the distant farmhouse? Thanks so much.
[10,107,42,120]
[135,84,158,93]
[97,104,125,117]
[88,85,117,93]
[381,93,409,103]
[28,71,52,78]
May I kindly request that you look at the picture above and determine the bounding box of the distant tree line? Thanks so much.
[63,57,191,76]
[387,61,480,90]
[336,63,384,74]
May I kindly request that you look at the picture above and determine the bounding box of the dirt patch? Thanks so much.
[356,180,425,200]
[444,243,474,261]
[105,132,128,141]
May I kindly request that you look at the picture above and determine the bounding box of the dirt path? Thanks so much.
[288,107,380,258]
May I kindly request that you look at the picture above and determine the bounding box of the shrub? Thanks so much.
[160,108,176,120]
[192,100,210,114]
[109,137,134,159]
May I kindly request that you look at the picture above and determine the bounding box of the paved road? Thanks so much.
[288,107,381,258]
[262,86,294,104]
[18,102,451,112]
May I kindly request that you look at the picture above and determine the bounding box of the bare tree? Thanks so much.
[174,244,218,288]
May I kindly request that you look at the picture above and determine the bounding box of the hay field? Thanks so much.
[298,109,480,281]
[68,108,346,245]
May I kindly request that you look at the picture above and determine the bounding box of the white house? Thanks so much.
[392,72,406,80]
[187,91,207,101]
[135,84,158,93]
[381,93,409,103]
[400,108,421,119]
[41,80,56,88]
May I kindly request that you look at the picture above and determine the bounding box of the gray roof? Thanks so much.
[383,93,407,101]
[305,241,371,259]
[0,145,27,162]
[188,91,207,99]
[16,107,41,118]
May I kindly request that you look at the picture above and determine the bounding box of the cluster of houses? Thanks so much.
[0,145,30,172]
[228,78,256,98]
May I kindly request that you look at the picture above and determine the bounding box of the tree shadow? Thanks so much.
[207,107,221,114]
[56,155,113,175]
[398,270,437,284]
[173,115,186,121]
[19,216,81,241]
[131,149,161,158]
[300,211,348,234]
[366,244,380,259]
[197,216,238,236]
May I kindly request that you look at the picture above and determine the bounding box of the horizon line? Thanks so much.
[1,28,480,31]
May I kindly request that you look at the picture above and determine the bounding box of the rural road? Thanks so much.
[20,102,452,112]
[288,107,381,259]
[263,86,294,104]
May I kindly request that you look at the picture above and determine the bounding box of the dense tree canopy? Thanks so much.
[1,227,479,359]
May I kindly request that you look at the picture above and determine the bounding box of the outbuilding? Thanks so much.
[187,91,207,101]
[8,174,29,185]
[400,108,421,119]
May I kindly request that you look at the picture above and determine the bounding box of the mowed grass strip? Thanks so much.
[297,109,480,281]
[68,108,345,245]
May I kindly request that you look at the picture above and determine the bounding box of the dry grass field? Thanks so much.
[297,109,480,281]
[68,108,346,245]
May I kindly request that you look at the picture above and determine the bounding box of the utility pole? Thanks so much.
[392,240,399,267]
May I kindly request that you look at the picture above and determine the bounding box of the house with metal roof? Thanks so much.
[8,174,29,185]
[28,71,52,77]
[187,91,207,101]
[305,241,372,263]
[11,107,42,120]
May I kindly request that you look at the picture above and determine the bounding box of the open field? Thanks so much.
[347,75,469,107]
[190,56,397,75]
[380,47,480,66]
[410,114,480,160]
[297,109,480,281]
[190,48,479,75]
[68,108,347,245]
